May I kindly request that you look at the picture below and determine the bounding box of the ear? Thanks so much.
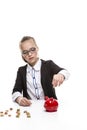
[37,46,39,51]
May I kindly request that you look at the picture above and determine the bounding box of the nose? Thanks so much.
[27,51,32,56]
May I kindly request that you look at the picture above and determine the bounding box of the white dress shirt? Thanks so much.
[26,59,44,100]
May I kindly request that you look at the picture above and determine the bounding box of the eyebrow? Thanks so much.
[22,47,36,51]
[22,47,36,54]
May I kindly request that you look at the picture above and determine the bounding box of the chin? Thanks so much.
[28,61,35,66]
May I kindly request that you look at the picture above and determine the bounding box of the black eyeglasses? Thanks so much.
[22,47,36,55]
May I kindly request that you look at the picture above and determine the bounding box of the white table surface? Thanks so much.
[0,97,87,130]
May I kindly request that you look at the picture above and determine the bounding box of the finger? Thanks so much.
[57,81,60,86]
[19,99,26,106]
[52,80,58,87]
[24,99,32,106]
[23,98,32,106]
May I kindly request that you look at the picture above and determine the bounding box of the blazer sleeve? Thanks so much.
[12,66,26,94]
[47,60,65,76]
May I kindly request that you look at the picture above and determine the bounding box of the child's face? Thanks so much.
[21,39,39,66]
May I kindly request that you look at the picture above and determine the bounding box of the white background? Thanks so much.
[0,0,87,129]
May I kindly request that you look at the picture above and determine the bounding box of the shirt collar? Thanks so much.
[27,59,41,72]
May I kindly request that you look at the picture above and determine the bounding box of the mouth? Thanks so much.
[28,57,34,61]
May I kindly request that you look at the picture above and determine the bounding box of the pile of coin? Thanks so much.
[24,110,31,118]
[0,107,13,117]
[0,108,31,118]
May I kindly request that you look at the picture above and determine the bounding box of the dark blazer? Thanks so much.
[12,60,64,99]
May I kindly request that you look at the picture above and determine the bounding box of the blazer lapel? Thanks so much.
[41,60,49,96]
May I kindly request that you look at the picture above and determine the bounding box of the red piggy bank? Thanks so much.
[44,97,59,112]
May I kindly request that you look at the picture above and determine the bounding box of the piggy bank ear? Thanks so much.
[44,96,49,100]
